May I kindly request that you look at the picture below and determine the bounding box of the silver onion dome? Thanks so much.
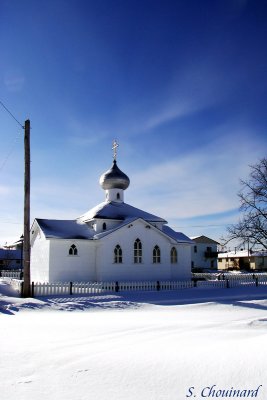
[99,160,130,190]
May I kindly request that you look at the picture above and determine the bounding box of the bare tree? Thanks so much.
[225,158,267,249]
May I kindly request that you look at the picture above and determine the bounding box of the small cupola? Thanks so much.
[99,141,130,203]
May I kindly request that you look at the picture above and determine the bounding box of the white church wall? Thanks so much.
[92,218,122,234]
[171,244,192,280]
[105,188,124,202]
[96,220,190,281]
[48,239,96,283]
[31,231,50,283]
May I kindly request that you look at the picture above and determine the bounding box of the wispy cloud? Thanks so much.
[124,61,231,135]
[66,118,109,147]
[4,69,25,92]
[128,128,265,221]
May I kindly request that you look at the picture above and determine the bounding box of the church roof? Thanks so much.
[162,226,195,244]
[33,217,192,244]
[35,219,94,239]
[78,201,167,223]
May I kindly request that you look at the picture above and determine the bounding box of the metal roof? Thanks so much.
[35,219,94,240]
[78,201,167,223]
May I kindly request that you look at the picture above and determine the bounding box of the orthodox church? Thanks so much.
[30,143,193,283]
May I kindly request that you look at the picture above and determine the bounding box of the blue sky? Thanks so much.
[0,0,267,247]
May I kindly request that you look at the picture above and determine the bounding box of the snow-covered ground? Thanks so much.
[1,279,267,400]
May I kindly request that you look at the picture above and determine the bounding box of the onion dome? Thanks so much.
[99,160,130,190]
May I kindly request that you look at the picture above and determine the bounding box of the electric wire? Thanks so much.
[0,131,23,172]
[0,100,24,129]
[0,99,24,172]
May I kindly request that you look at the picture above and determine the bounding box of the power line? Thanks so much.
[0,131,23,172]
[0,99,24,172]
[0,99,24,129]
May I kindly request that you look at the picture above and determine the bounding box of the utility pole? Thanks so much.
[22,119,31,297]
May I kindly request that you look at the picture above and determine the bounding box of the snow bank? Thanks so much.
[1,279,267,400]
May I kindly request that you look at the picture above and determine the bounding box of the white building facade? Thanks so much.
[31,155,193,283]
[191,235,219,271]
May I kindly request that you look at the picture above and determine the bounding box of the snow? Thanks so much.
[218,249,267,258]
[35,213,193,243]
[1,279,267,400]
[78,200,167,223]
[35,219,94,239]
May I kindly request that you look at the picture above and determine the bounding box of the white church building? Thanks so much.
[31,145,193,283]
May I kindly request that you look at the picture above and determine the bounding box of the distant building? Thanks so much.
[218,250,267,271]
[0,248,23,270]
[190,235,219,271]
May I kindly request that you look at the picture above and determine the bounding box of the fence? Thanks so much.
[1,270,23,279]
[32,280,194,296]
[192,272,267,280]
[30,276,267,297]
[2,274,267,297]
[196,280,227,289]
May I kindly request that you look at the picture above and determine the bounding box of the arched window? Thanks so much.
[114,244,122,263]
[134,238,142,263]
[69,244,78,256]
[116,192,120,200]
[153,245,161,263]
[103,222,107,231]
[170,247,177,264]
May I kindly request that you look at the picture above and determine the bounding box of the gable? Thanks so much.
[95,217,192,245]
[191,235,219,245]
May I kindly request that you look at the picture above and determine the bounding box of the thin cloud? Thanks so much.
[127,61,231,134]
[128,129,265,220]
[66,118,108,146]
[4,69,25,92]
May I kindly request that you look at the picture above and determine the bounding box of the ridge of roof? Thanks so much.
[78,201,167,223]
[190,235,220,245]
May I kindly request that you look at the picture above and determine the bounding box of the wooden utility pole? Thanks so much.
[22,119,31,297]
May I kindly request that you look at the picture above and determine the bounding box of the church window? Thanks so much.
[170,247,177,264]
[153,245,161,263]
[69,244,78,256]
[194,245,197,253]
[134,238,142,263]
[117,192,120,200]
[114,244,122,263]
[103,222,107,231]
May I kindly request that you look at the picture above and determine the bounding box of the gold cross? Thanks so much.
[112,139,119,160]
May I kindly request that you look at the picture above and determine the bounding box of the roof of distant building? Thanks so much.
[218,250,267,258]
[190,235,220,245]
[0,249,22,259]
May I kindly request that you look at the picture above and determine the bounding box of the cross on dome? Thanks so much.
[99,141,130,193]
[112,139,119,160]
